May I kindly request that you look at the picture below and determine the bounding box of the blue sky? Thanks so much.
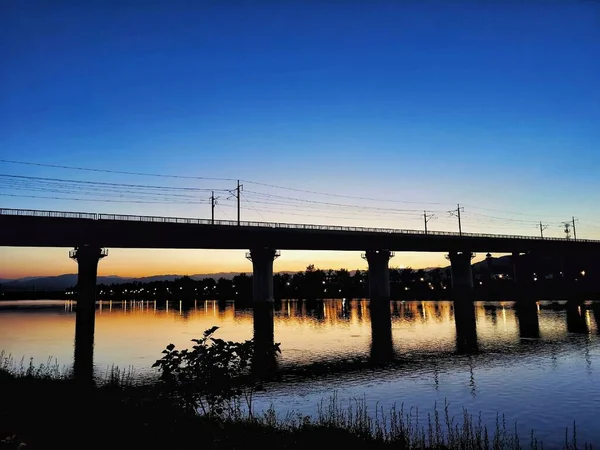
[1,1,599,278]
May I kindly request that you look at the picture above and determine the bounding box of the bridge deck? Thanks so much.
[1,208,599,253]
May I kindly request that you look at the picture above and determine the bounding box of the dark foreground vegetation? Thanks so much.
[0,329,592,450]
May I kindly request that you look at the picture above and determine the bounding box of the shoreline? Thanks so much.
[0,368,590,450]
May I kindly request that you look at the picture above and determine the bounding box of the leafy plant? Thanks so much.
[152,326,280,416]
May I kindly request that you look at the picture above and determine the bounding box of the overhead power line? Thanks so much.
[0,159,236,182]
[0,173,227,192]
[241,192,265,221]
[0,193,209,205]
[0,159,449,206]
[240,179,446,205]
[1,159,597,236]
[243,190,437,213]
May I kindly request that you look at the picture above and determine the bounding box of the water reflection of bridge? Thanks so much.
[68,299,600,383]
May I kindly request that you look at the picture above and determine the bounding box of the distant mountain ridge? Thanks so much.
[0,255,570,292]
[0,272,294,291]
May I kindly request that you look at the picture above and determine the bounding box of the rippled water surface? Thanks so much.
[1,299,599,446]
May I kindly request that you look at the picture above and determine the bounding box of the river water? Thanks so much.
[1,299,599,446]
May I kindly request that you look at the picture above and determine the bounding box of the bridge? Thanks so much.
[3,206,599,383]
[2,207,600,302]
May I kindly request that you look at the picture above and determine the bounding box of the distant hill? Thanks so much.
[0,272,279,291]
[1,274,127,292]
[472,255,513,272]
[0,260,513,292]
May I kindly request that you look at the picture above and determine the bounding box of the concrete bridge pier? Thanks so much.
[252,302,278,377]
[511,252,521,284]
[448,251,474,296]
[246,248,280,302]
[453,300,478,354]
[485,253,494,281]
[593,303,600,336]
[485,253,495,300]
[516,301,540,339]
[566,301,588,334]
[362,250,394,301]
[369,301,394,363]
[69,245,107,384]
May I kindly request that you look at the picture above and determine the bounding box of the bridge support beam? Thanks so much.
[362,250,394,301]
[566,301,588,334]
[448,251,474,295]
[252,302,278,377]
[511,252,521,284]
[485,253,494,282]
[453,300,478,354]
[69,245,107,384]
[516,301,540,339]
[246,248,280,302]
[370,301,394,363]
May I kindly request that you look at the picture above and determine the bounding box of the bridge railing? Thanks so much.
[95,213,596,242]
[0,208,98,220]
[1,207,598,243]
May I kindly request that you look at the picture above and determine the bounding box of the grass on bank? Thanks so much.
[0,345,593,450]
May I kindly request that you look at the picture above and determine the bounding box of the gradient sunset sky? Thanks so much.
[1,1,599,279]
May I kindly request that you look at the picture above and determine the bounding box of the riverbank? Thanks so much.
[0,364,586,450]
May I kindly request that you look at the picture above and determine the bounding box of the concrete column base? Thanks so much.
[369,301,393,363]
[246,248,280,302]
[362,250,394,301]
[448,251,474,293]
[453,300,478,354]
[252,302,277,377]
[515,301,540,339]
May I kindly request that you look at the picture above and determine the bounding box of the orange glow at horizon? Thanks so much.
[0,247,487,279]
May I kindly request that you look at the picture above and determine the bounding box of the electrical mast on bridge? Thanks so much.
[539,222,548,239]
[448,204,464,236]
[210,191,219,225]
[227,180,243,226]
[423,211,436,234]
